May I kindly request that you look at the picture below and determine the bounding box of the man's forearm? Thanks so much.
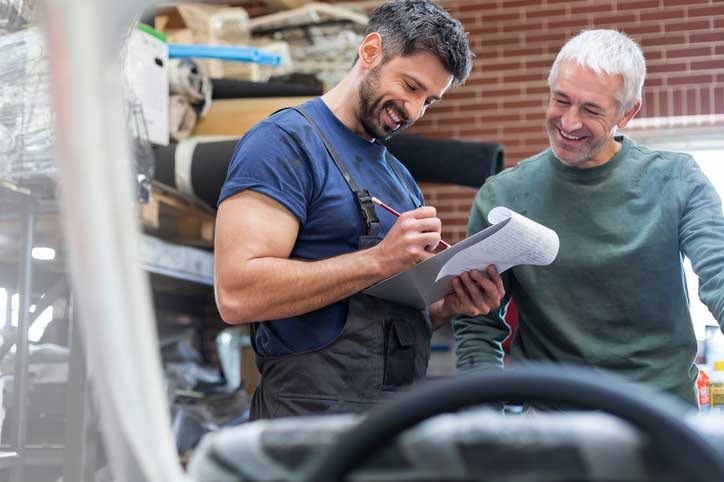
[216,247,390,324]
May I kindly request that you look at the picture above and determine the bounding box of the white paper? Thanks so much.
[436,206,559,281]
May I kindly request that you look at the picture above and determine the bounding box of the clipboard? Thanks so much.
[363,217,512,309]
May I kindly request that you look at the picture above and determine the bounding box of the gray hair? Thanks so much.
[548,29,646,113]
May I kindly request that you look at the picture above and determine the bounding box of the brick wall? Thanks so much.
[408,0,724,242]
[232,0,724,242]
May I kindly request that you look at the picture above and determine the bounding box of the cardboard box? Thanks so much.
[124,27,170,146]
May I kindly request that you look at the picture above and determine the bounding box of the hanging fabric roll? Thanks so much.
[154,135,505,211]
[167,58,213,117]
[168,95,198,142]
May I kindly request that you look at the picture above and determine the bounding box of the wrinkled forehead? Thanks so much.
[551,60,623,109]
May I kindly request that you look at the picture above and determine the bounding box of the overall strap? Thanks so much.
[290,106,380,238]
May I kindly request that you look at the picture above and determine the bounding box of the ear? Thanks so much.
[617,100,641,129]
[358,32,383,71]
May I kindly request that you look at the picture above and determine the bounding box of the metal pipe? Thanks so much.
[12,200,34,482]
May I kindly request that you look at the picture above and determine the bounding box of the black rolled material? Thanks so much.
[299,365,723,482]
[210,78,323,99]
[153,139,240,209]
[383,134,504,188]
[153,134,505,210]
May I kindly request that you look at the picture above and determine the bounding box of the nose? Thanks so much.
[406,98,426,123]
[560,107,582,132]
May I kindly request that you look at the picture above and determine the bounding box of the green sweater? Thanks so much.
[453,136,724,406]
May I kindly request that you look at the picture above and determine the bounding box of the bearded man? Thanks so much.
[214,0,504,420]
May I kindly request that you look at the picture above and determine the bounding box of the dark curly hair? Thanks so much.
[364,0,473,85]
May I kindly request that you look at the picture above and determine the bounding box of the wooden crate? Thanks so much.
[193,96,314,137]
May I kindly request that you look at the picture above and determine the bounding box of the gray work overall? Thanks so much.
[249,107,432,419]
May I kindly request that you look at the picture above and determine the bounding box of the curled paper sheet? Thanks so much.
[436,207,559,281]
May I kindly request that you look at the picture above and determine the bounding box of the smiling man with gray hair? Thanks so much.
[453,29,724,407]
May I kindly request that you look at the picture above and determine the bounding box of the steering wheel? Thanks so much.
[299,366,724,482]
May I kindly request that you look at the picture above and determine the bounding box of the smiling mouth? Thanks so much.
[558,128,584,141]
[383,105,405,130]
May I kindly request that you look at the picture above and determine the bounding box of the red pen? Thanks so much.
[371,196,452,249]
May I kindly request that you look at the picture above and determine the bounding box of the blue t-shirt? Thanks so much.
[218,98,424,356]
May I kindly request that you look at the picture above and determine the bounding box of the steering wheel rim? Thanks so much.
[299,366,724,482]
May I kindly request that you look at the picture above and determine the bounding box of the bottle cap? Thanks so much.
[714,361,724,371]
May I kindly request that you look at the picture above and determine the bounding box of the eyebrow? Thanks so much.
[405,74,442,101]
[552,90,605,111]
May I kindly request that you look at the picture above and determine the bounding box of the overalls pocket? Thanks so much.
[382,318,416,388]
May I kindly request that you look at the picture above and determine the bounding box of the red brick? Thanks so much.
[664,20,711,32]
[427,104,458,114]
[715,87,724,113]
[646,77,664,87]
[691,59,724,70]
[503,21,542,33]
[503,99,545,109]
[459,102,498,112]
[717,73,724,83]
[686,88,698,115]
[643,91,657,117]
[545,0,588,4]
[479,12,522,22]
[715,17,724,29]
[457,2,497,13]
[458,127,500,137]
[647,62,687,74]
[442,90,475,101]
[467,76,504,86]
[717,45,724,56]
[570,3,616,15]
[667,46,712,58]
[663,0,709,6]
[527,85,551,95]
[472,49,501,59]
[474,35,520,46]
[525,31,568,44]
[504,0,544,8]
[502,46,545,56]
[617,0,660,9]
[478,113,523,123]
[690,32,724,44]
[548,18,587,29]
[688,5,724,18]
[525,8,566,19]
[480,87,522,98]
[645,50,664,60]
[476,61,521,72]
[701,87,712,115]
[623,24,662,35]
[658,90,671,116]
[640,9,685,21]
[525,111,547,121]
[503,72,546,83]
[673,91,684,116]
[526,58,556,69]
[640,34,686,47]
[593,14,636,26]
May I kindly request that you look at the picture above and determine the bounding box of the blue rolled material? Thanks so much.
[168,43,281,66]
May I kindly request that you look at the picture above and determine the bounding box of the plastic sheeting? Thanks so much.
[38,0,188,480]
[188,410,724,482]
[0,27,54,180]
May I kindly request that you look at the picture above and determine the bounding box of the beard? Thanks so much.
[545,120,616,166]
[357,66,411,140]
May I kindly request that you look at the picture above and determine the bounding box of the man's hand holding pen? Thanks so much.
[369,202,504,330]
